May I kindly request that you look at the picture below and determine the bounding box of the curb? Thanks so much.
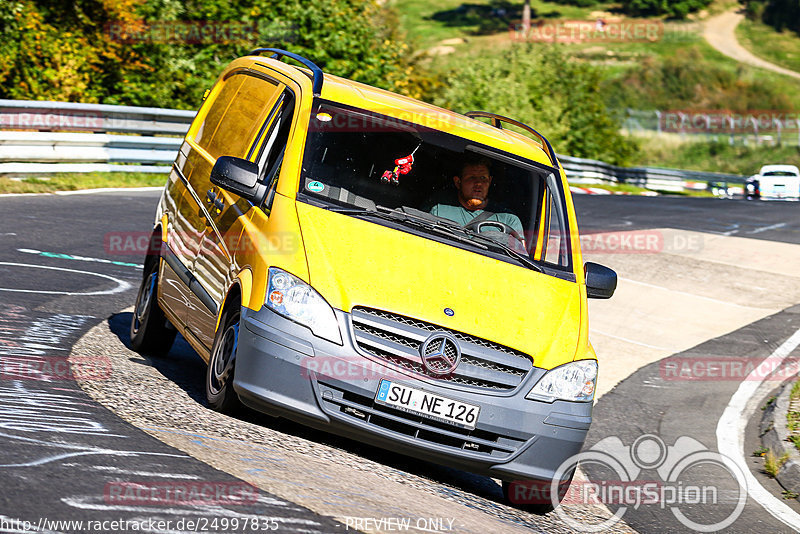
[0,186,163,198]
[568,186,659,196]
[761,379,800,501]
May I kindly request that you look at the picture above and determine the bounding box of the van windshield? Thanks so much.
[762,171,799,177]
[298,101,573,274]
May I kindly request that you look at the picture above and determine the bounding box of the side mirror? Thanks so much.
[210,156,266,204]
[585,262,617,299]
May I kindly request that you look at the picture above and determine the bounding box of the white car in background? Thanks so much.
[745,164,800,200]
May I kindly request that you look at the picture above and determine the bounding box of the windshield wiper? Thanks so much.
[462,231,545,273]
[326,204,540,270]
[326,205,487,249]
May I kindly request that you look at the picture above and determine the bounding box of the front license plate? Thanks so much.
[375,379,480,430]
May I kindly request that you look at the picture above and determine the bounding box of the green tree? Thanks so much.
[0,0,424,108]
[745,0,800,33]
[604,46,796,112]
[619,0,712,18]
[435,44,637,165]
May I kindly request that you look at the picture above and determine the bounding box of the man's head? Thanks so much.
[454,156,492,211]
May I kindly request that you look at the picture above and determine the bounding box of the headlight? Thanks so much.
[526,360,597,403]
[266,267,342,344]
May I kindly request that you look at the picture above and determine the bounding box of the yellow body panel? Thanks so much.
[159,54,595,372]
[295,204,586,370]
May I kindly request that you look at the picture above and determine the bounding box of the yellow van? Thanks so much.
[130,48,616,510]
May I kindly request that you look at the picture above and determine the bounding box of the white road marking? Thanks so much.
[0,187,162,198]
[716,327,800,531]
[0,263,131,296]
[17,248,142,269]
[621,277,752,308]
[589,328,675,351]
[88,466,202,479]
[747,222,788,235]
[54,187,163,196]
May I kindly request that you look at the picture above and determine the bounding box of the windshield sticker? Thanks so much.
[307,181,325,193]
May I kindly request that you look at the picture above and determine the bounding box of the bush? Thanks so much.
[604,46,796,112]
[619,0,712,18]
[549,0,600,7]
[0,0,424,108]
[434,44,637,165]
[762,0,800,33]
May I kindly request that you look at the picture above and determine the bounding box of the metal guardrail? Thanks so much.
[0,99,194,174]
[558,154,747,192]
[0,99,748,191]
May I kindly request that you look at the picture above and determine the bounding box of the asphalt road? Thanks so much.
[1,190,798,533]
[0,191,348,534]
[572,195,800,244]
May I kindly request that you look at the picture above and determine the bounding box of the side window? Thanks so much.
[542,186,570,268]
[252,91,295,212]
[532,177,570,270]
[193,76,244,152]
[196,73,283,160]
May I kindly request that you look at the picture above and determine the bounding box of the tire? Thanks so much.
[206,306,243,413]
[130,258,176,357]
[502,470,575,515]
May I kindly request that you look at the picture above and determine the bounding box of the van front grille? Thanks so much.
[350,307,532,392]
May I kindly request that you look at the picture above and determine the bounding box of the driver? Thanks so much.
[429,156,525,240]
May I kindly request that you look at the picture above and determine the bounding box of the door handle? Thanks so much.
[205,189,224,211]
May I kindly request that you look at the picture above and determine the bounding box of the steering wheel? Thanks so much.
[463,220,525,246]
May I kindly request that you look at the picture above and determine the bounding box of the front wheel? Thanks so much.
[206,306,243,413]
[130,259,176,356]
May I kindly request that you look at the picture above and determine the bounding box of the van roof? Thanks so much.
[320,73,554,168]
[248,55,555,169]
[760,164,800,175]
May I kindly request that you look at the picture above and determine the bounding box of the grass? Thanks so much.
[0,172,168,194]
[632,134,800,176]
[392,0,620,50]
[790,380,800,453]
[572,181,715,196]
[763,449,790,478]
[395,0,800,172]
[575,182,655,194]
[736,18,800,75]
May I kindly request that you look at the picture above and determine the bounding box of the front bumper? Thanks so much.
[233,305,593,482]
